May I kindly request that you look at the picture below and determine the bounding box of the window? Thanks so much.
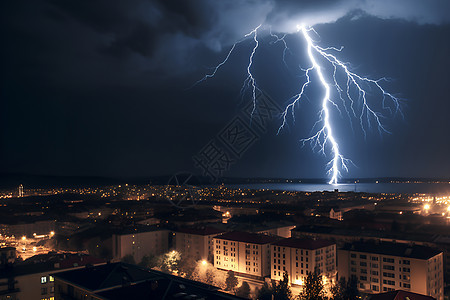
[402,267,410,273]
[383,272,395,278]
[351,253,356,258]
[383,265,395,270]
[403,260,410,265]
[360,276,367,281]
[41,276,47,284]
[49,276,54,282]
[360,262,367,267]
[41,287,48,295]
[372,285,379,291]
[403,283,411,288]
[371,278,379,283]
[383,258,394,263]
[351,260,356,265]
[351,267,356,272]
[360,254,367,259]
[371,270,379,276]
[361,269,367,274]
[371,256,379,261]
[382,280,395,286]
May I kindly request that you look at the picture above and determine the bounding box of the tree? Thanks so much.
[344,275,359,300]
[298,271,327,300]
[236,281,251,298]
[121,254,136,265]
[225,270,239,292]
[273,271,292,300]
[330,276,359,300]
[139,254,157,269]
[330,277,346,300]
[257,282,273,300]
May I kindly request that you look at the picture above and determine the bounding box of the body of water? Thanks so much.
[230,182,450,195]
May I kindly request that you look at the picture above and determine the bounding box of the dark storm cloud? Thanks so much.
[1,0,449,179]
[4,0,448,83]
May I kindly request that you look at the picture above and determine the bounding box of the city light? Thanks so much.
[201,260,207,266]
[424,204,430,210]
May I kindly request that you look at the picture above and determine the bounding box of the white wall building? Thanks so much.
[174,227,226,262]
[213,231,280,280]
[271,238,337,287]
[338,241,444,300]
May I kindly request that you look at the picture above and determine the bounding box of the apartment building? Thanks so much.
[112,226,169,264]
[338,241,444,300]
[174,227,226,262]
[271,238,337,286]
[213,231,280,280]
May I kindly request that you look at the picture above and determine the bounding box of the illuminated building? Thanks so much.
[173,227,226,262]
[0,254,104,300]
[213,231,280,280]
[18,184,23,197]
[338,241,444,300]
[270,238,336,287]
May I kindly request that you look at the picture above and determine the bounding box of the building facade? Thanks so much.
[270,238,337,287]
[213,231,280,280]
[338,241,444,300]
[174,227,226,262]
[112,227,169,264]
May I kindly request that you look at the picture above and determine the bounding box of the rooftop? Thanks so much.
[96,276,245,300]
[368,290,435,300]
[273,238,335,250]
[175,226,227,236]
[53,262,155,291]
[0,254,105,279]
[341,241,441,260]
[53,262,245,299]
[114,225,169,236]
[214,231,280,244]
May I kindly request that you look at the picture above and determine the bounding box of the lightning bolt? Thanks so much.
[192,25,262,114]
[193,24,401,184]
[279,26,401,184]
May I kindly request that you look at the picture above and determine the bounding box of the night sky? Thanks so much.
[1,0,450,180]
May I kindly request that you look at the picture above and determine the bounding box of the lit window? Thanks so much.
[41,276,47,284]
[49,276,54,282]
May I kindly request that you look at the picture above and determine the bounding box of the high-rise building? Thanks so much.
[18,184,23,197]
[338,241,444,300]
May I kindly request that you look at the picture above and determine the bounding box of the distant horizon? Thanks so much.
[1,172,449,190]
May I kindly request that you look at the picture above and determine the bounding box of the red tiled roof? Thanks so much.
[272,238,334,250]
[214,231,280,244]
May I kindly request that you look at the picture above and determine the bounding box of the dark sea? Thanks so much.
[229,182,450,195]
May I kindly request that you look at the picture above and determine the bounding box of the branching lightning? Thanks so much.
[193,24,401,184]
